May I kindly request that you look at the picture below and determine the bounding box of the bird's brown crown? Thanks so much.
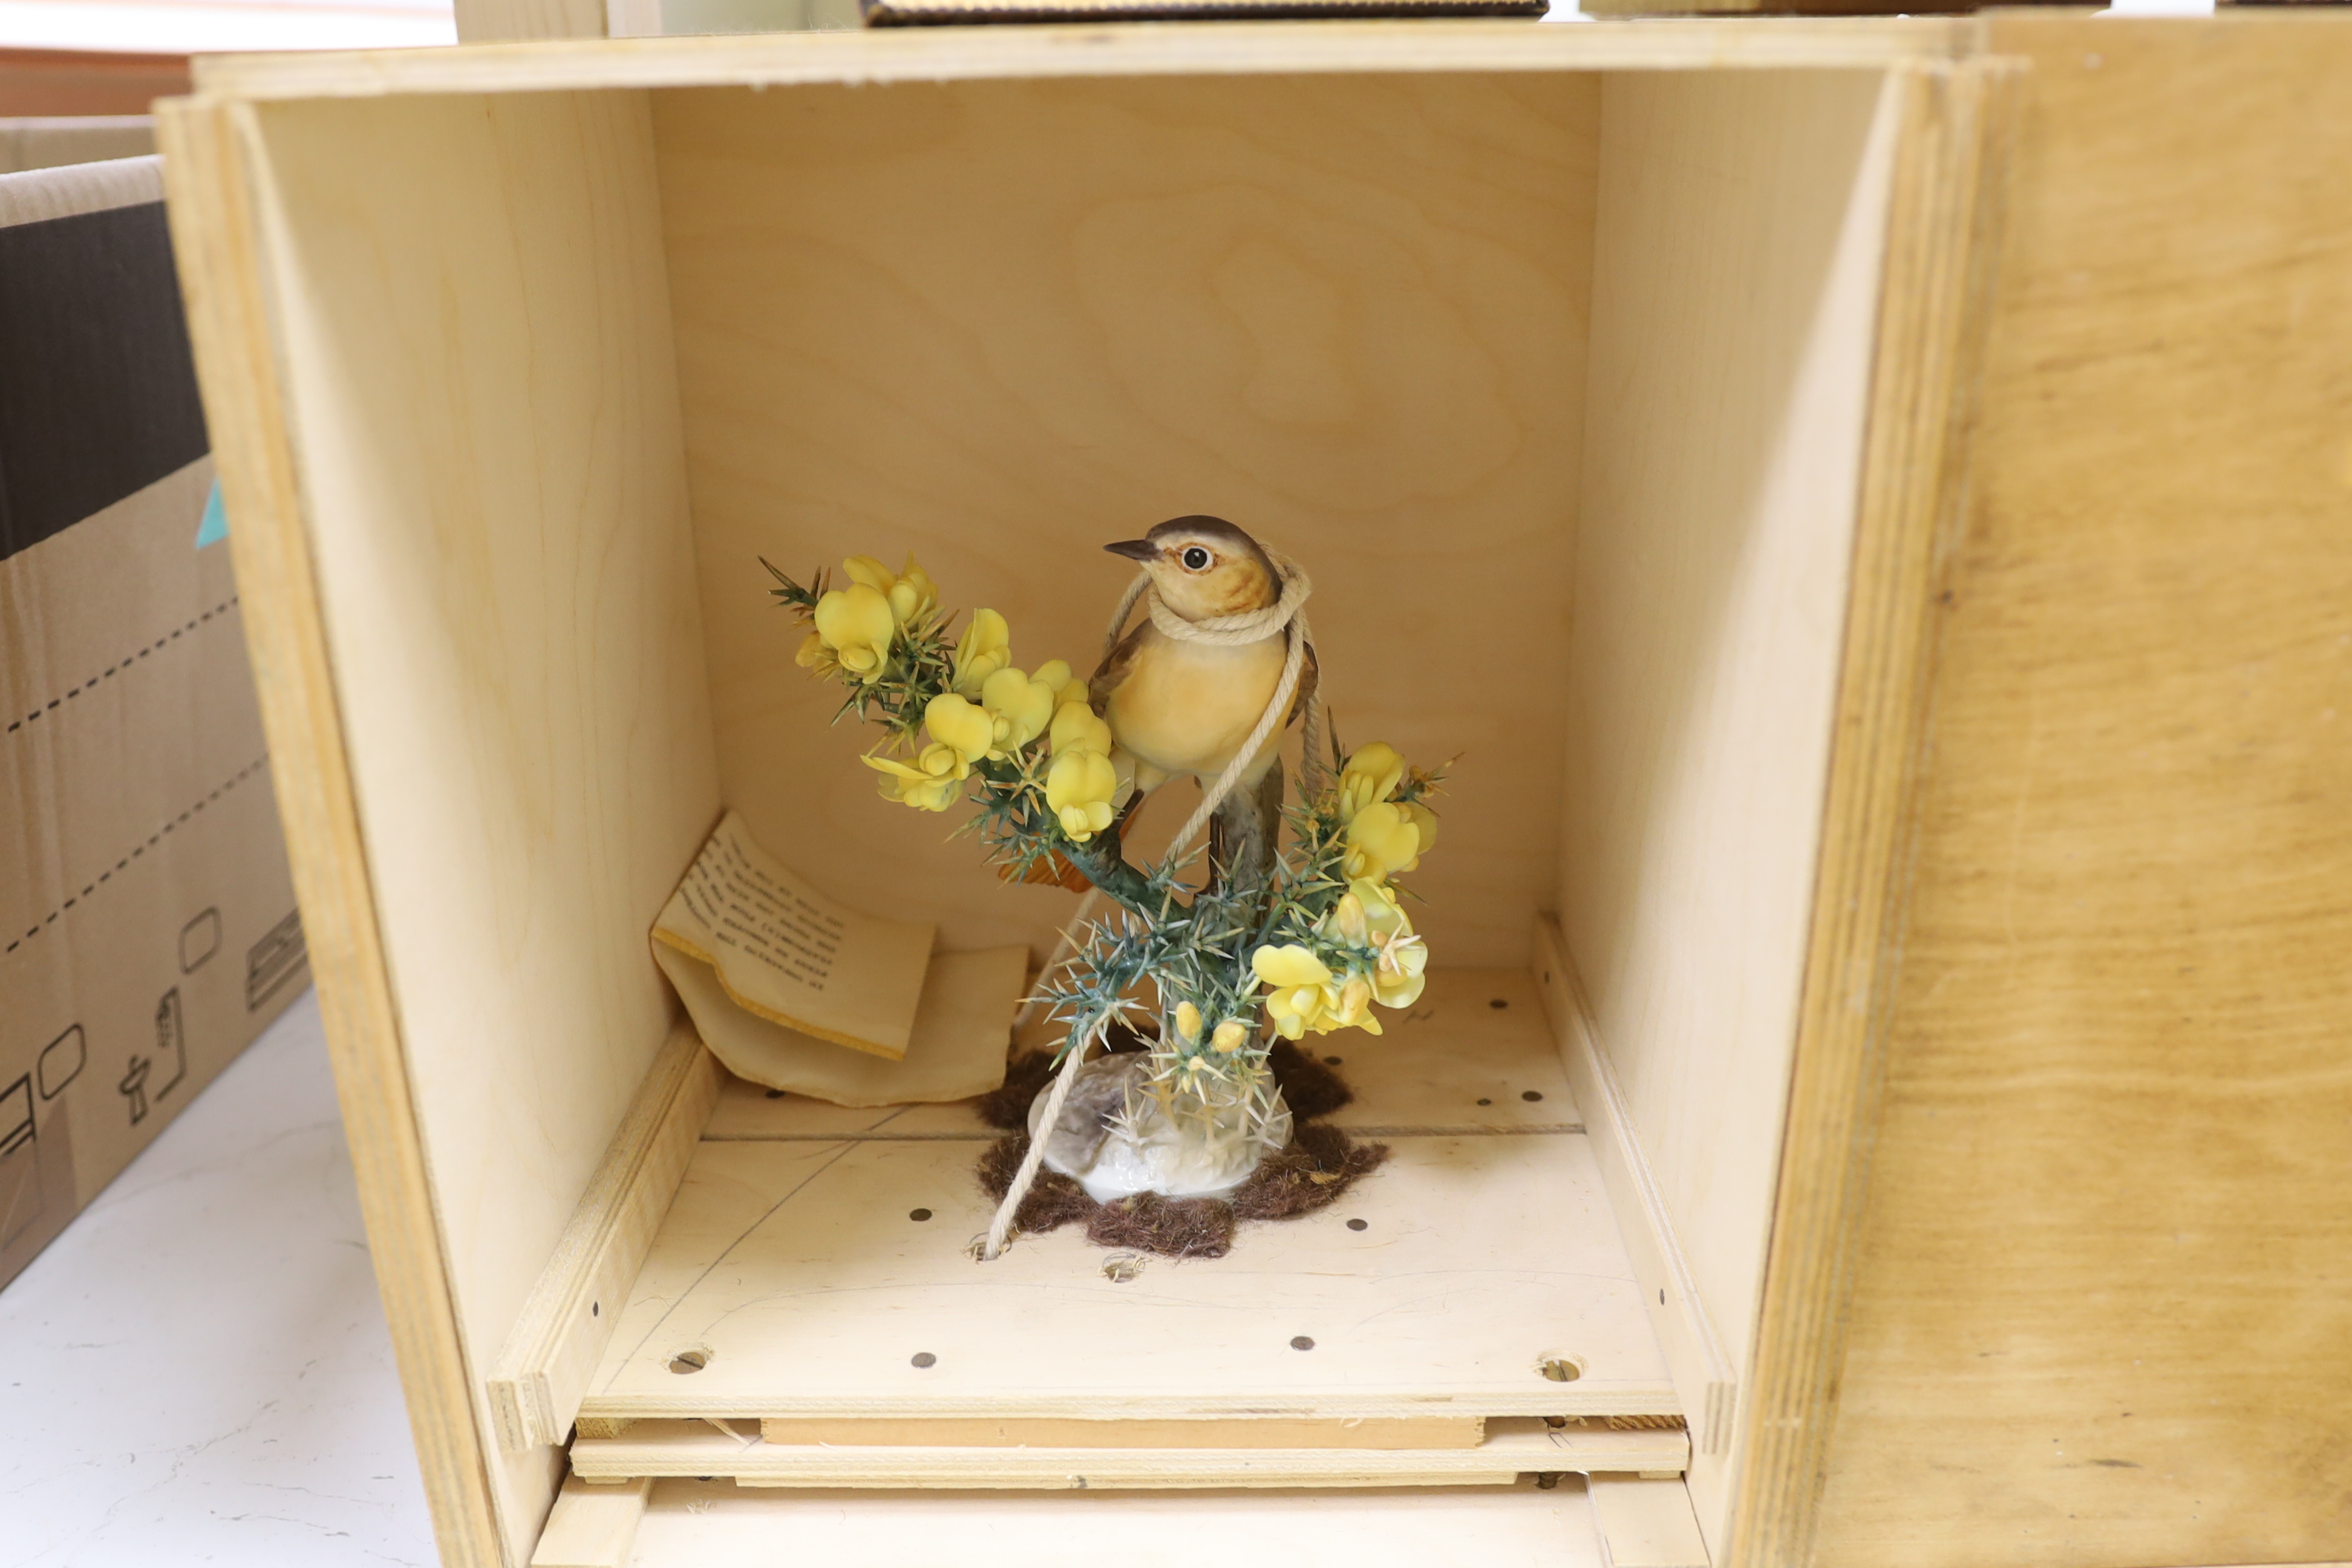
[1105,515,1281,621]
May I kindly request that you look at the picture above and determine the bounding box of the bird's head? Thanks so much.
[1104,516,1281,622]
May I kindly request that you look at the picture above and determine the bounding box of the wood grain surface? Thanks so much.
[653,71,1596,968]
[1808,17,2352,1567]
[1557,65,1903,1555]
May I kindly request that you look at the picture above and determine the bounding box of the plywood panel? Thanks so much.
[1557,67,1901,1550]
[652,72,1598,966]
[1812,18,2352,1566]
[232,90,716,1565]
[580,1131,1667,1422]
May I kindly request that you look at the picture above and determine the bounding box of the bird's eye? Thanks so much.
[1180,546,1212,571]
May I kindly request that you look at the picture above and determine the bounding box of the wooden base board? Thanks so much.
[569,1417,1688,1488]
[578,972,1678,1426]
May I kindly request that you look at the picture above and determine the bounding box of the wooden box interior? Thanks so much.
[214,53,1912,1565]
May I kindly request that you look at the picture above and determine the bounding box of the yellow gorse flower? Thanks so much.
[841,553,938,630]
[861,753,959,812]
[921,693,993,780]
[1336,878,1428,1011]
[952,608,1012,697]
[978,666,1056,759]
[1032,659,1087,712]
[1344,800,1425,884]
[1336,742,1406,819]
[812,582,895,683]
[1250,944,1338,1040]
[1046,748,1118,841]
[1050,701,1113,758]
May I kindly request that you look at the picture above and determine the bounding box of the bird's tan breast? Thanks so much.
[1104,630,1287,779]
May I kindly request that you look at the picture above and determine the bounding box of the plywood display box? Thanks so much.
[157,15,2352,1568]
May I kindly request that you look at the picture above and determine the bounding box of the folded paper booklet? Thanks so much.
[652,811,1023,1106]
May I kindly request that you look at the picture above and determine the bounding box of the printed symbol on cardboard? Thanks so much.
[153,987,189,1104]
[179,907,222,973]
[246,909,306,1010]
[0,1074,43,1249]
[119,1056,151,1125]
[0,1076,32,1159]
[37,1024,84,1099]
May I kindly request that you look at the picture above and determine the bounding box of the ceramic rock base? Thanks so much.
[1027,1053,1293,1204]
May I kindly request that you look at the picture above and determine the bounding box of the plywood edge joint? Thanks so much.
[489,1025,724,1452]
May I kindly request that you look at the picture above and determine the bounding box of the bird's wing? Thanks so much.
[1088,619,1150,710]
[1287,638,1321,728]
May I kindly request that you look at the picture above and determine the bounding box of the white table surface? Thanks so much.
[0,990,438,1567]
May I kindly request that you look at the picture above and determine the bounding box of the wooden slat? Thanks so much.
[756,1415,1485,1449]
[626,1477,1613,1566]
[570,1417,1687,1488]
[489,1027,725,1451]
[182,22,1973,105]
[1587,1475,1710,1568]
[530,1475,652,1568]
[1534,920,1737,1470]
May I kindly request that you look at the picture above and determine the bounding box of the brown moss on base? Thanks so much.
[973,1044,1388,1259]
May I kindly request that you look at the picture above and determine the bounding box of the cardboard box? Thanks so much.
[0,151,303,1291]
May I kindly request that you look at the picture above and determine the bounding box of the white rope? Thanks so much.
[982,1012,1105,1260]
[981,544,1322,1261]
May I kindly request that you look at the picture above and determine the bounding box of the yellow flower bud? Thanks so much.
[1050,701,1112,758]
[812,583,895,683]
[979,666,1055,758]
[1210,1019,1249,1053]
[1337,742,1407,819]
[1045,748,1118,841]
[1173,1002,1203,1042]
[951,609,1012,697]
[1323,890,1370,945]
[923,692,993,773]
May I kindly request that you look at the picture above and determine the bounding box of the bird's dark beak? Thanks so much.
[1103,539,1159,563]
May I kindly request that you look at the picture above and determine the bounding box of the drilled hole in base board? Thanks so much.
[670,1348,710,1375]
[1290,1336,1316,1351]
[1489,998,1509,1010]
[912,1351,938,1368]
[1540,1357,1583,1383]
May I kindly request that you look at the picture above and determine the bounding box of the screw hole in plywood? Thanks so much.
[1541,1357,1582,1383]
[670,1348,710,1374]
[1489,998,1508,1010]
[1477,1097,1492,1106]
[1324,1056,1344,1066]
[1347,1218,1368,1232]
[909,1208,932,1222]
[1291,1336,1316,1351]
[911,1351,938,1368]
[1522,1090,1543,1102]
